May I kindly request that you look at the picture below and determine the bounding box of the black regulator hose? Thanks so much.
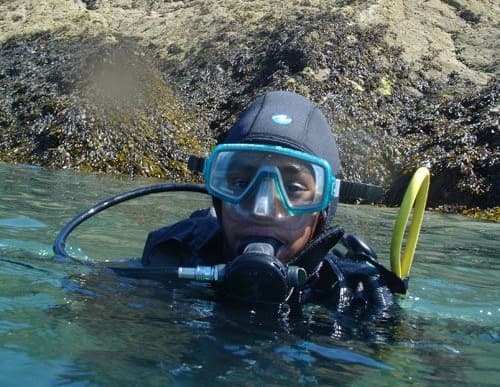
[52,182,388,306]
[53,183,305,305]
[54,178,383,261]
[53,183,208,260]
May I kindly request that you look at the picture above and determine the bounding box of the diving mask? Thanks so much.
[204,144,337,216]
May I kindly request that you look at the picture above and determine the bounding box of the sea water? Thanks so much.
[0,162,498,386]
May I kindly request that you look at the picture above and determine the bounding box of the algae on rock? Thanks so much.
[0,0,498,215]
[0,32,213,181]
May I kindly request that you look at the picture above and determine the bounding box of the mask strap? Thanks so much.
[188,155,206,173]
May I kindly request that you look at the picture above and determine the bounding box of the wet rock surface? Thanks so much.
[0,32,212,181]
[0,0,498,217]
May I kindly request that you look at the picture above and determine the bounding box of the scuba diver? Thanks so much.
[140,91,406,313]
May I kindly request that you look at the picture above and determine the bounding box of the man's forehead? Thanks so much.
[227,153,314,176]
[229,151,309,167]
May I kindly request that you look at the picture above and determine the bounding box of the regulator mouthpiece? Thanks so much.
[220,241,307,305]
[241,242,307,288]
[176,241,307,305]
[243,241,276,256]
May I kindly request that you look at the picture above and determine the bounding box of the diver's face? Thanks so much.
[219,153,320,263]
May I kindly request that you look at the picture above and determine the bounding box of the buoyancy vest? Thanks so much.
[142,208,223,267]
[142,208,403,313]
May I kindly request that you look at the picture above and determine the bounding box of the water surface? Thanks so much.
[0,162,498,386]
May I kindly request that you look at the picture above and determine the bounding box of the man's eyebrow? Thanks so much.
[229,157,255,168]
[280,163,312,174]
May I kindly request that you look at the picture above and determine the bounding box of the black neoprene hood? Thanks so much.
[223,91,342,176]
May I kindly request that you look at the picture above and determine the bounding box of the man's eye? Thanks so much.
[229,178,250,190]
[286,183,304,192]
[286,184,307,196]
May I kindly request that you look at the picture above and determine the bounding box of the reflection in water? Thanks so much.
[0,162,499,385]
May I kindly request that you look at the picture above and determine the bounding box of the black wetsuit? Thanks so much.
[142,209,405,313]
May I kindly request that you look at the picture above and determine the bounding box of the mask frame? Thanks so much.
[204,143,337,215]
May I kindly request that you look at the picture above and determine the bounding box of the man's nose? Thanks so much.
[250,177,287,218]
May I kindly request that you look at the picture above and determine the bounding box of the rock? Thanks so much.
[0,32,213,180]
[0,0,498,213]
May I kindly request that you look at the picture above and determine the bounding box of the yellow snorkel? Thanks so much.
[390,167,430,280]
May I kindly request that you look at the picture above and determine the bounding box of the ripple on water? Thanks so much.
[0,293,58,312]
[0,238,51,257]
[0,217,47,228]
[0,349,81,386]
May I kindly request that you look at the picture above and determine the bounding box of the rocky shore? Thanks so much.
[0,1,498,219]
